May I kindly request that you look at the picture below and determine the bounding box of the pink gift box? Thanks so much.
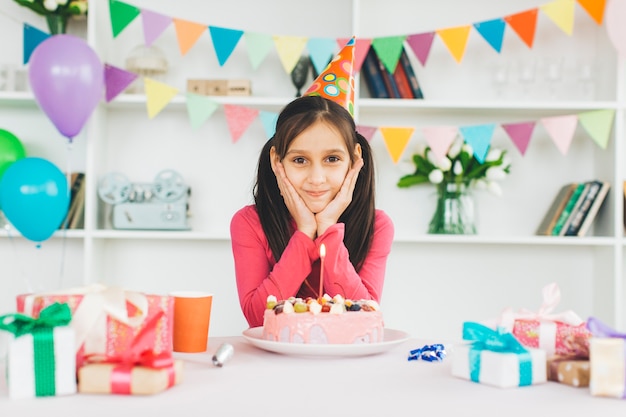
[16,285,173,366]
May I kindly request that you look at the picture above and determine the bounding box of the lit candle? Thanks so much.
[319,243,326,299]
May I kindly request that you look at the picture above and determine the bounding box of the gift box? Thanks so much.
[78,359,183,395]
[546,356,590,387]
[587,317,626,398]
[498,283,591,357]
[451,322,547,388]
[0,303,77,399]
[16,284,173,366]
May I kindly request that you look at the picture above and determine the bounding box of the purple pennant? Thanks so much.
[406,32,435,66]
[502,121,536,156]
[104,64,138,102]
[356,125,378,142]
[141,9,171,46]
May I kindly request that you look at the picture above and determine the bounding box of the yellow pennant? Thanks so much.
[436,25,471,63]
[541,0,575,36]
[273,35,309,74]
[379,127,415,164]
[144,78,179,119]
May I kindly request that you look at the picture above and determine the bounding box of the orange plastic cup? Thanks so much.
[171,291,213,353]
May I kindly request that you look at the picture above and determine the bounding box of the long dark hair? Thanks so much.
[253,95,376,270]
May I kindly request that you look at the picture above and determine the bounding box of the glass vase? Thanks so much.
[428,181,477,235]
[46,14,68,35]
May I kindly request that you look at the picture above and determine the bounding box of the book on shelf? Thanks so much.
[398,47,424,99]
[68,178,86,229]
[550,182,586,236]
[361,47,389,99]
[535,183,578,235]
[376,50,401,98]
[60,172,85,229]
[391,50,414,99]
[558,182,591,236]
[570,181,610,237]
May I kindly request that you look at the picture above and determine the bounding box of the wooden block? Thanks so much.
[187,79,208,95]
[205,79,251,96]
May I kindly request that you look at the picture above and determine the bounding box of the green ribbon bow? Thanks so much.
[0,302,72,397]
[462,322,533,386]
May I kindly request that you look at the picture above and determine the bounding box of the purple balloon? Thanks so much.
[28,35,104,141]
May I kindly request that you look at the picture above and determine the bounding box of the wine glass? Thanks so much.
[291,55,310,97]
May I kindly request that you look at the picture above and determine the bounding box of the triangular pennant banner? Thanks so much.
[577,0,606,25]
[501,121,536,156]
[223,104,259,143]
[379,127,414,164]
[209,26,244,66]
[104,64,138,102]
[273,36,309,74]
[473,18,506,53]
[540,0,576,36]
[23,24,49,64]
[504,9,538,48]
[459,124,496,163]
[259,111,279,139]
[109,0,141,38]
[307,38,338,75]
[144,78,179,119]
[185,93,219,130]
[371,35,407,73]
[356,125,378,142]
[141,9,171,46]
[173,18,207,56]
[422,126,458,163]
[406,32,436,66]
[578,109,615,149]
[244,32,274,70]
[540,115,578,155]
[338,38,372,73]
[436,25,471,63]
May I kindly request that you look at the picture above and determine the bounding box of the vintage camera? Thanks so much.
[98,170,191,230]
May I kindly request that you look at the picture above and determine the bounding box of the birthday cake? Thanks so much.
[262,294,384,344]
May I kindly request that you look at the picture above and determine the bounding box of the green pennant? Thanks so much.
[109,0,141,38]
[185,93,219,130]
[371,35,407,74]
[578,109,615,149]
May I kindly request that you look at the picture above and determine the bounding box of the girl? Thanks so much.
[230,95,394,328]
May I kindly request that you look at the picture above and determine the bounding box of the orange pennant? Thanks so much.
[435,26,471,63]
[173,18,207,56]
[504,9,538,48]
[379,127,414,164]
[577,0,606,25]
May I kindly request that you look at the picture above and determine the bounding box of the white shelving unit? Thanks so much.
[0,0,624,340]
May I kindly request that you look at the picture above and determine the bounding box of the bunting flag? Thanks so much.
[501,121,536,156]
[422,126,458,163]
[504,9,538,48]
[259,111,279,139]
[140,9,171,46]
[109,0,140,38]
[144,78,179,119]
[577,0,606,24]
[436,25,472,63]
[371,35,407,73]
[104,64,138,102]
[540,114,578,155]
[459,124,496,163]
[406,32,436,66]
[209,26,244,66]
[473,18,506,53]
[185,93,219,130]
[244,32,274,70]
[173,18,207,56]
[23,24,49,64]
[338,38,372,73]
[307,38,339,75]
[224,104,259,143]
[356,125,378,142]
[540,0,576,36]
[379,127,414,164]
[273,36,309,74]
[578,109,615,149]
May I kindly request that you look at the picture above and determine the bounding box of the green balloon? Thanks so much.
[0,129,26,179]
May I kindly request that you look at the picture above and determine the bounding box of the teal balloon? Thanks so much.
[0,157,69,242]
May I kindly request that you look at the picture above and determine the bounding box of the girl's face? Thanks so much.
[282,121,354,214]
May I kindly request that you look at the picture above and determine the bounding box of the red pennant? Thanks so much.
[223,105,259,143]
[504,9,538,48]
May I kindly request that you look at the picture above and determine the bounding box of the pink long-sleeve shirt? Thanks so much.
[230,205,394,328]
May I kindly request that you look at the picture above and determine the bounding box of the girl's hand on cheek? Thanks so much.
[272,159,317,239]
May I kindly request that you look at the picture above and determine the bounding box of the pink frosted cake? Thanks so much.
[262,295,384,344]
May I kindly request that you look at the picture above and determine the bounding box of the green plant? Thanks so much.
[13,0,87,18]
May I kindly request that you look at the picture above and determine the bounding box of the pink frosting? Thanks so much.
[262,309,384,344]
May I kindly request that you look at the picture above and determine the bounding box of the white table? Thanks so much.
[0,335,623,416]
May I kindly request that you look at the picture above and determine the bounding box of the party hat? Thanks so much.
[304,37,355,116]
